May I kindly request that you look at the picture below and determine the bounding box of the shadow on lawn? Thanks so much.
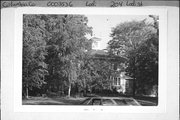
[51,97,85,105]
[25,102,65,105]
[22,97,86,105]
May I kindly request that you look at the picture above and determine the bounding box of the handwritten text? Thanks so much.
[110,0,143,7]
[47,1,73,7]
[2,1,36,8]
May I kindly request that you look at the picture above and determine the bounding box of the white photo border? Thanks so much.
[14,7,167,113]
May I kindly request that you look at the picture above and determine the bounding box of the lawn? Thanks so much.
[22,96,157,106]
[22,97,86,105]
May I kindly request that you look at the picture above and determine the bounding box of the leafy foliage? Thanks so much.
[23,14,93,97]
[108,16,159,96]
[23,14,159,98]
[23,15,48,91]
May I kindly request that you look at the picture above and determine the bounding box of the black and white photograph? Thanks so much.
[2,6,179,120]
[22,14,159,106]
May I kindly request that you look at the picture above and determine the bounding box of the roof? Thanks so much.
[111,72,133,80]
[121,72,133,80]
[89,49,108,56]
[89,49,127,62]
[91,37,101,41]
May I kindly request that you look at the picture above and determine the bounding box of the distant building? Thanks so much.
[90,49,133,95]
[90,37,101,50]
[111,72,133,95]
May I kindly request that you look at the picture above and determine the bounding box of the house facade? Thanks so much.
[111,72,133,95]
[90,49,133,95]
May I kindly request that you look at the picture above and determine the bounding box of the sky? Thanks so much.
[85,15,153,50]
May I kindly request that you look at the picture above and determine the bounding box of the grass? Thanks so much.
[22,95,158,106]
[22,96,86,105]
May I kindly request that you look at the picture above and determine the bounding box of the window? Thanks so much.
[113,77,116,85]
[118,78,121,85]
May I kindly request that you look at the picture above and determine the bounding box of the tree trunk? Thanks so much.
[132,56,136,97]
[68,83,71,97]
[61,84,64,96]
[26,85,29,99]
[68,74,71,97]
[132,78,136,97]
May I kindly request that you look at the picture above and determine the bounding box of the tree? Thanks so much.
[108,18,158,96]
[127,34,158,95]
[133,15,159,96]
[42,15,92,97]
[23,15,48,98]
[23,14,93,98]
[77,55,112,95]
